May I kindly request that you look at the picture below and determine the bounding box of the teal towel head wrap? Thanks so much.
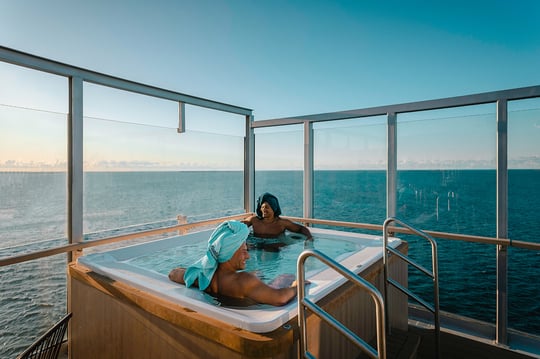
[184,220,249,291]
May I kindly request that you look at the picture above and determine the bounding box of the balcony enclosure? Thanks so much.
[1,46,539,358]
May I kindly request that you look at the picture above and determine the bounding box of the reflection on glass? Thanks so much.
[0,105,67,254]
[83,116,245,238]
[254,126,304,217]
[397,105,496,234]
[0,65,69,359]
[397,105,498,326]
[313,117,386,226]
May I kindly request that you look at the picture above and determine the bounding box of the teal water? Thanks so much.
[0,170,539,357]
[126,232,363,283]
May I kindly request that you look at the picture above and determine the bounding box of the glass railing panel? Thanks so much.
[397,104,498,325]
[0,106,68,256]
[313,117,387,231]
[0,63,69,359]
[254,125,304,217]
[83,86,246,240]
[508,98,540,336]
[0,253,68,358]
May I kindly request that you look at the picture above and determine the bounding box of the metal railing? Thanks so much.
[0,213,251,267]
[16,312,72,359]
[297,249,386,359]
[252,84,540,347]
[0,45,255,263]
[383,217,440,358]
[2,45,540,355]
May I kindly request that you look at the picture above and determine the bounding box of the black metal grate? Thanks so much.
[17,313,72,359]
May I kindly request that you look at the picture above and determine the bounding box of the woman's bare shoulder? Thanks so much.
[242,215,258,225]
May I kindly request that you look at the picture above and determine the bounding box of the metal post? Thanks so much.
[177,101,185,133]
[68,76,84,262]
[244,114,255,213]
[387,113,397,218]
[496,99,508,345]
[303,121,314,220]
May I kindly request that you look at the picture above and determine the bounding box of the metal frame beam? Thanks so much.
[0,45,252,116]
[68,76,84,255]
[496,99,509,345]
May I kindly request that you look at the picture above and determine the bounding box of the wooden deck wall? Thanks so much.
[68,242,407,359]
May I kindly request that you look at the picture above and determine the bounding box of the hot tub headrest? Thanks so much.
[256,192,282,217]
[184,220,249,291]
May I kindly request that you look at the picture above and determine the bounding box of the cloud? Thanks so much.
[0,159,66,171]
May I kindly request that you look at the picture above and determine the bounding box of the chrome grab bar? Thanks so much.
[297,249,386,359]
[383,217,440,358]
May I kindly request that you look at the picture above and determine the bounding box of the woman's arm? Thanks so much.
[241,215,255,227]
[282,219,313,240]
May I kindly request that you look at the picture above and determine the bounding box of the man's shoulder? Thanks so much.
[236,271,257,280]
[234,271,260,289]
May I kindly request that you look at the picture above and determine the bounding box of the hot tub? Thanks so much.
[69,226,408,358]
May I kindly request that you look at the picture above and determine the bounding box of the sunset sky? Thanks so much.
[1,0,539,170]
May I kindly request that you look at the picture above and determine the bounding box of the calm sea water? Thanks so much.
[0,170,539,357]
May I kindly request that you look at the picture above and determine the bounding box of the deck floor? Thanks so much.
[59,326,537,359]
[409,325,535,359]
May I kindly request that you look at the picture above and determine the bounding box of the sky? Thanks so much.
[0,0,539,170]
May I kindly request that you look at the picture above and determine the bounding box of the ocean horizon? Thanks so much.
[1,169,539,357]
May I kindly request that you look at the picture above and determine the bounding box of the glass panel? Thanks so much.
[83,85,245,239]
[0,254,68,358]
[397,105,497,325]
[508,98,540,336]
[313,117,387,229]
[0,66,68,254]
[254,125,303,217]
[0,64,68,359]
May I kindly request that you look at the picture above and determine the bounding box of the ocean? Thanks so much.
[1,170,539,357]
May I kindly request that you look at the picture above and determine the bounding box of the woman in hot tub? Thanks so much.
[242,192,313,250]
[168,220,307,306]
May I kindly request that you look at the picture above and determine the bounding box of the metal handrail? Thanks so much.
[297,249,386,359]
[383,217,440,358]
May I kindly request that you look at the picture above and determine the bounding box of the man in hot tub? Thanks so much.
[242,192,313,248]
[168,220,307,306]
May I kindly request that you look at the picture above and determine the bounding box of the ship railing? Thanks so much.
[4,214,537,269]
[383,217,440,359]
[1,215,540,353]
[0,213,252,267]
[297,249,386,359]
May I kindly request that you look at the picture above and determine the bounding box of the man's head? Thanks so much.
[184,220,249,290]
[256,192,282,218]
[207,220,249,263]
[228,242,250,270]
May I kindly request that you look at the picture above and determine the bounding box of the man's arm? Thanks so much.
[238,272,298,306]
[168,267,187,285]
